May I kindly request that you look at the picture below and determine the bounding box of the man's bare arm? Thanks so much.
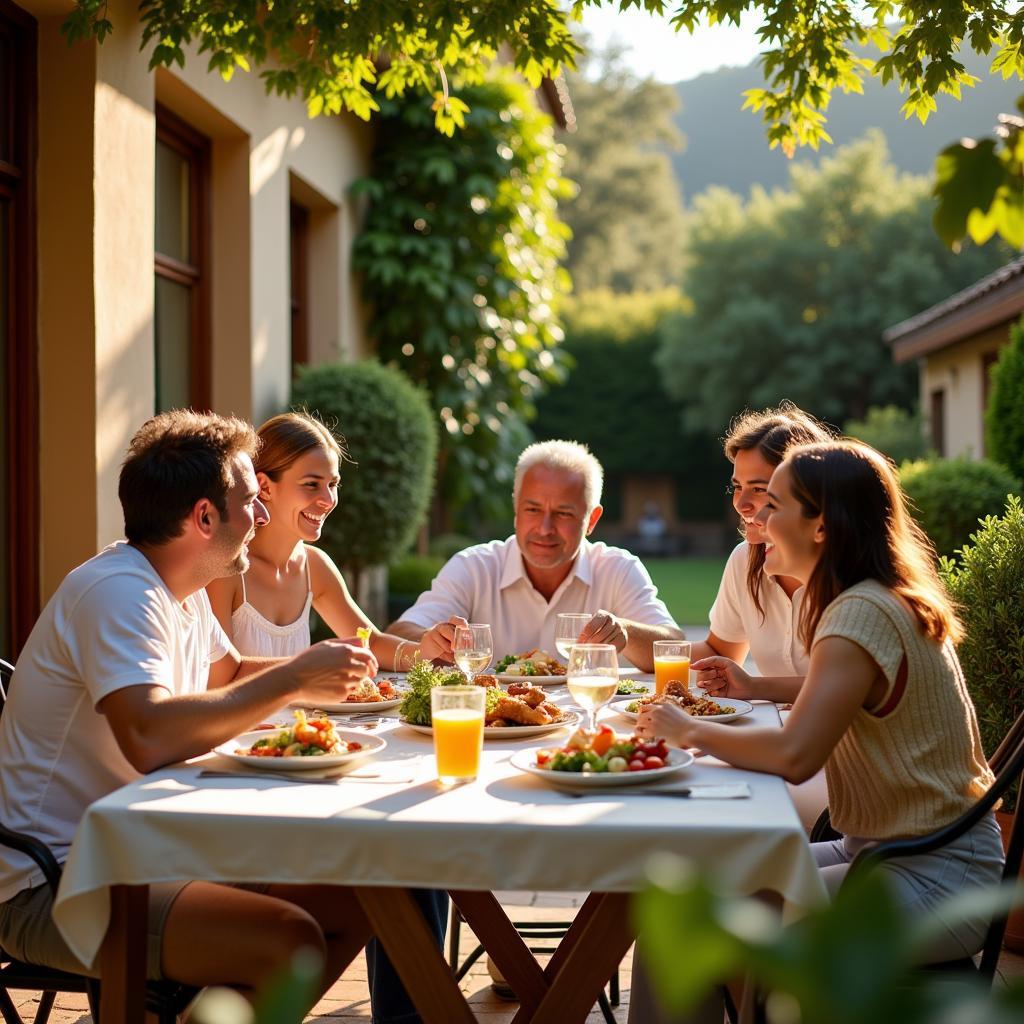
[100,641,378,773]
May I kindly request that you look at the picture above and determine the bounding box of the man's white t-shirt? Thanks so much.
[398,536,678,658]
[708,541,808,677]
[0,542,229,902]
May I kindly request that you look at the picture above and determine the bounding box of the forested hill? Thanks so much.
[672,52,1024,197]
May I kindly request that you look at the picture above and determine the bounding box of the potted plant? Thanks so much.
[940,494,1024,952]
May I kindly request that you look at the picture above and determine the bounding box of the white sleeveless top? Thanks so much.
[231,555,313,658]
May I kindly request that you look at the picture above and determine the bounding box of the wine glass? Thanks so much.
[453,623,493,683]
[566,643,619,733]
[554,613,592,662]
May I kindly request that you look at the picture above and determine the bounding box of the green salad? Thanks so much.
[399,661,483,725]
[616,679,649,696]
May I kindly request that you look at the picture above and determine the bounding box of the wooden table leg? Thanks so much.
[355,887,476,1024]
[511,893,635,1024]
[449,890,550,1014]
[99,884,148,1024]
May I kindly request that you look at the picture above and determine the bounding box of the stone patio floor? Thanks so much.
[6,889,1024,1023]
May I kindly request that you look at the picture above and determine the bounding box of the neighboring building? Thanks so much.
[885,256,1024,460]
[1,0,378,655]
[0,0,573,655]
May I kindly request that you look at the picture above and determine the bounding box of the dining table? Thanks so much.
[51,679,827,1023]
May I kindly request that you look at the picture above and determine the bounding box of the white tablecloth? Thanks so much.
[53,693,826,968]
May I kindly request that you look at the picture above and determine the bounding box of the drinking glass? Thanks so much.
[566,643,619,733]
[554,613,592,661]
[653,640,692,695]
[431,685,486,785]
[453,623,493,682]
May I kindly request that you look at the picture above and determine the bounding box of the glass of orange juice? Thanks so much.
[653,640,692,695]
[431,685,486,786]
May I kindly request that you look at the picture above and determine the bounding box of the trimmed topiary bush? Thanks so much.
[940,496,1024,791]
[899,457,1021,558]
[292,361,437,594]
[986,316,1024,484]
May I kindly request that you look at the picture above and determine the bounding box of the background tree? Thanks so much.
[532,288,728,525]
[351,72,572,529]
[843,405,929,465]
[985,315,1024,484]
[656,133,1010,434]
[561,46,686,291]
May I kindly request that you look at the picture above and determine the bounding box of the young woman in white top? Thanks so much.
[207,412,456,668]
[207,411,454,1024]
[689,403,834,680]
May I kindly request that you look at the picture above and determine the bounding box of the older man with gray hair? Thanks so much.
[389,439,682,671]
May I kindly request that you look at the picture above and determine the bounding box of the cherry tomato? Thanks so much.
[644,755,664,770]
[628,759,647,772]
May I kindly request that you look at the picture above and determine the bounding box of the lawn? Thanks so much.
[642,556,728,627]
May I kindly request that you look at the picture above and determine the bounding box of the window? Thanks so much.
[981,350,1000,455]
[290,200,310,372]
[154,106,210,412]
[0,0,38,657]
[930,387,946,457]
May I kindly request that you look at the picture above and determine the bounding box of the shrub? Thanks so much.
[985,316,1024,483]
[388,554,444,596]
[940,496,1024,793]
[899,457,1021,557]
[291,361,437,592]
[843,404,928,465]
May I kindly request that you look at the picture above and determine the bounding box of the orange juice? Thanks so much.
[433,708,484,783]
[654,656,691,695]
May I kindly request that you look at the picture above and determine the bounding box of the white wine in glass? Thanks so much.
[453,624,493,682]
[554,613,592,661]
[566,643,618,733]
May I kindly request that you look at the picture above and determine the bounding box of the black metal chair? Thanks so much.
[447,902,622,1023]
[0,657,196,1023]
[812,707,1024,981]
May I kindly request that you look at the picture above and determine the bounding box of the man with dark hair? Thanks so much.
[0,410,378,1013]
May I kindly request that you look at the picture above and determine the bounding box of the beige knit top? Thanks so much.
[813,579,993,839]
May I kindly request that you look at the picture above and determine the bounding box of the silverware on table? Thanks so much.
[561,783,750,800]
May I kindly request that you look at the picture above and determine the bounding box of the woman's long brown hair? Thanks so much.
[785,440,962,647]
[723,403,834,620]
[255,411,349,480]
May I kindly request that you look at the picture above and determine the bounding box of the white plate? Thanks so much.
[494,666,643,685]
[291,694,405,714]
[217,728,386,771]
[611,695,754,724]
[400,710,580,740]
[510,746,694,787]
[290,678,408,713]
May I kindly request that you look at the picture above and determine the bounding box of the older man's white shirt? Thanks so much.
[398,536,677,659]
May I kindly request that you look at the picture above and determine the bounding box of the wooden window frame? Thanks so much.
[289,200,310,372]
[0,0,39,656]
[930,387,946,458]
[154,104,211,411]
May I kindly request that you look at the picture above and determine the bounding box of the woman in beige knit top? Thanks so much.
[638,439,1004,959]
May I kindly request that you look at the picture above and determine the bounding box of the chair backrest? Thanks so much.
[0,658,12,709]
[850,705,1024,977]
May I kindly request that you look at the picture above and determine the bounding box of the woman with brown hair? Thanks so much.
[639,440,1004,956]
[207,411,459,670]
[207,411,455,1024]
[689,403,833,686]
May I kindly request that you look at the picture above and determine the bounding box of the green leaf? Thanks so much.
[932,138,1006,246]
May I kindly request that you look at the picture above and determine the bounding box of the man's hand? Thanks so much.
[291,639,378,704]
[577,609,628,652]
[419,616,469,663]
